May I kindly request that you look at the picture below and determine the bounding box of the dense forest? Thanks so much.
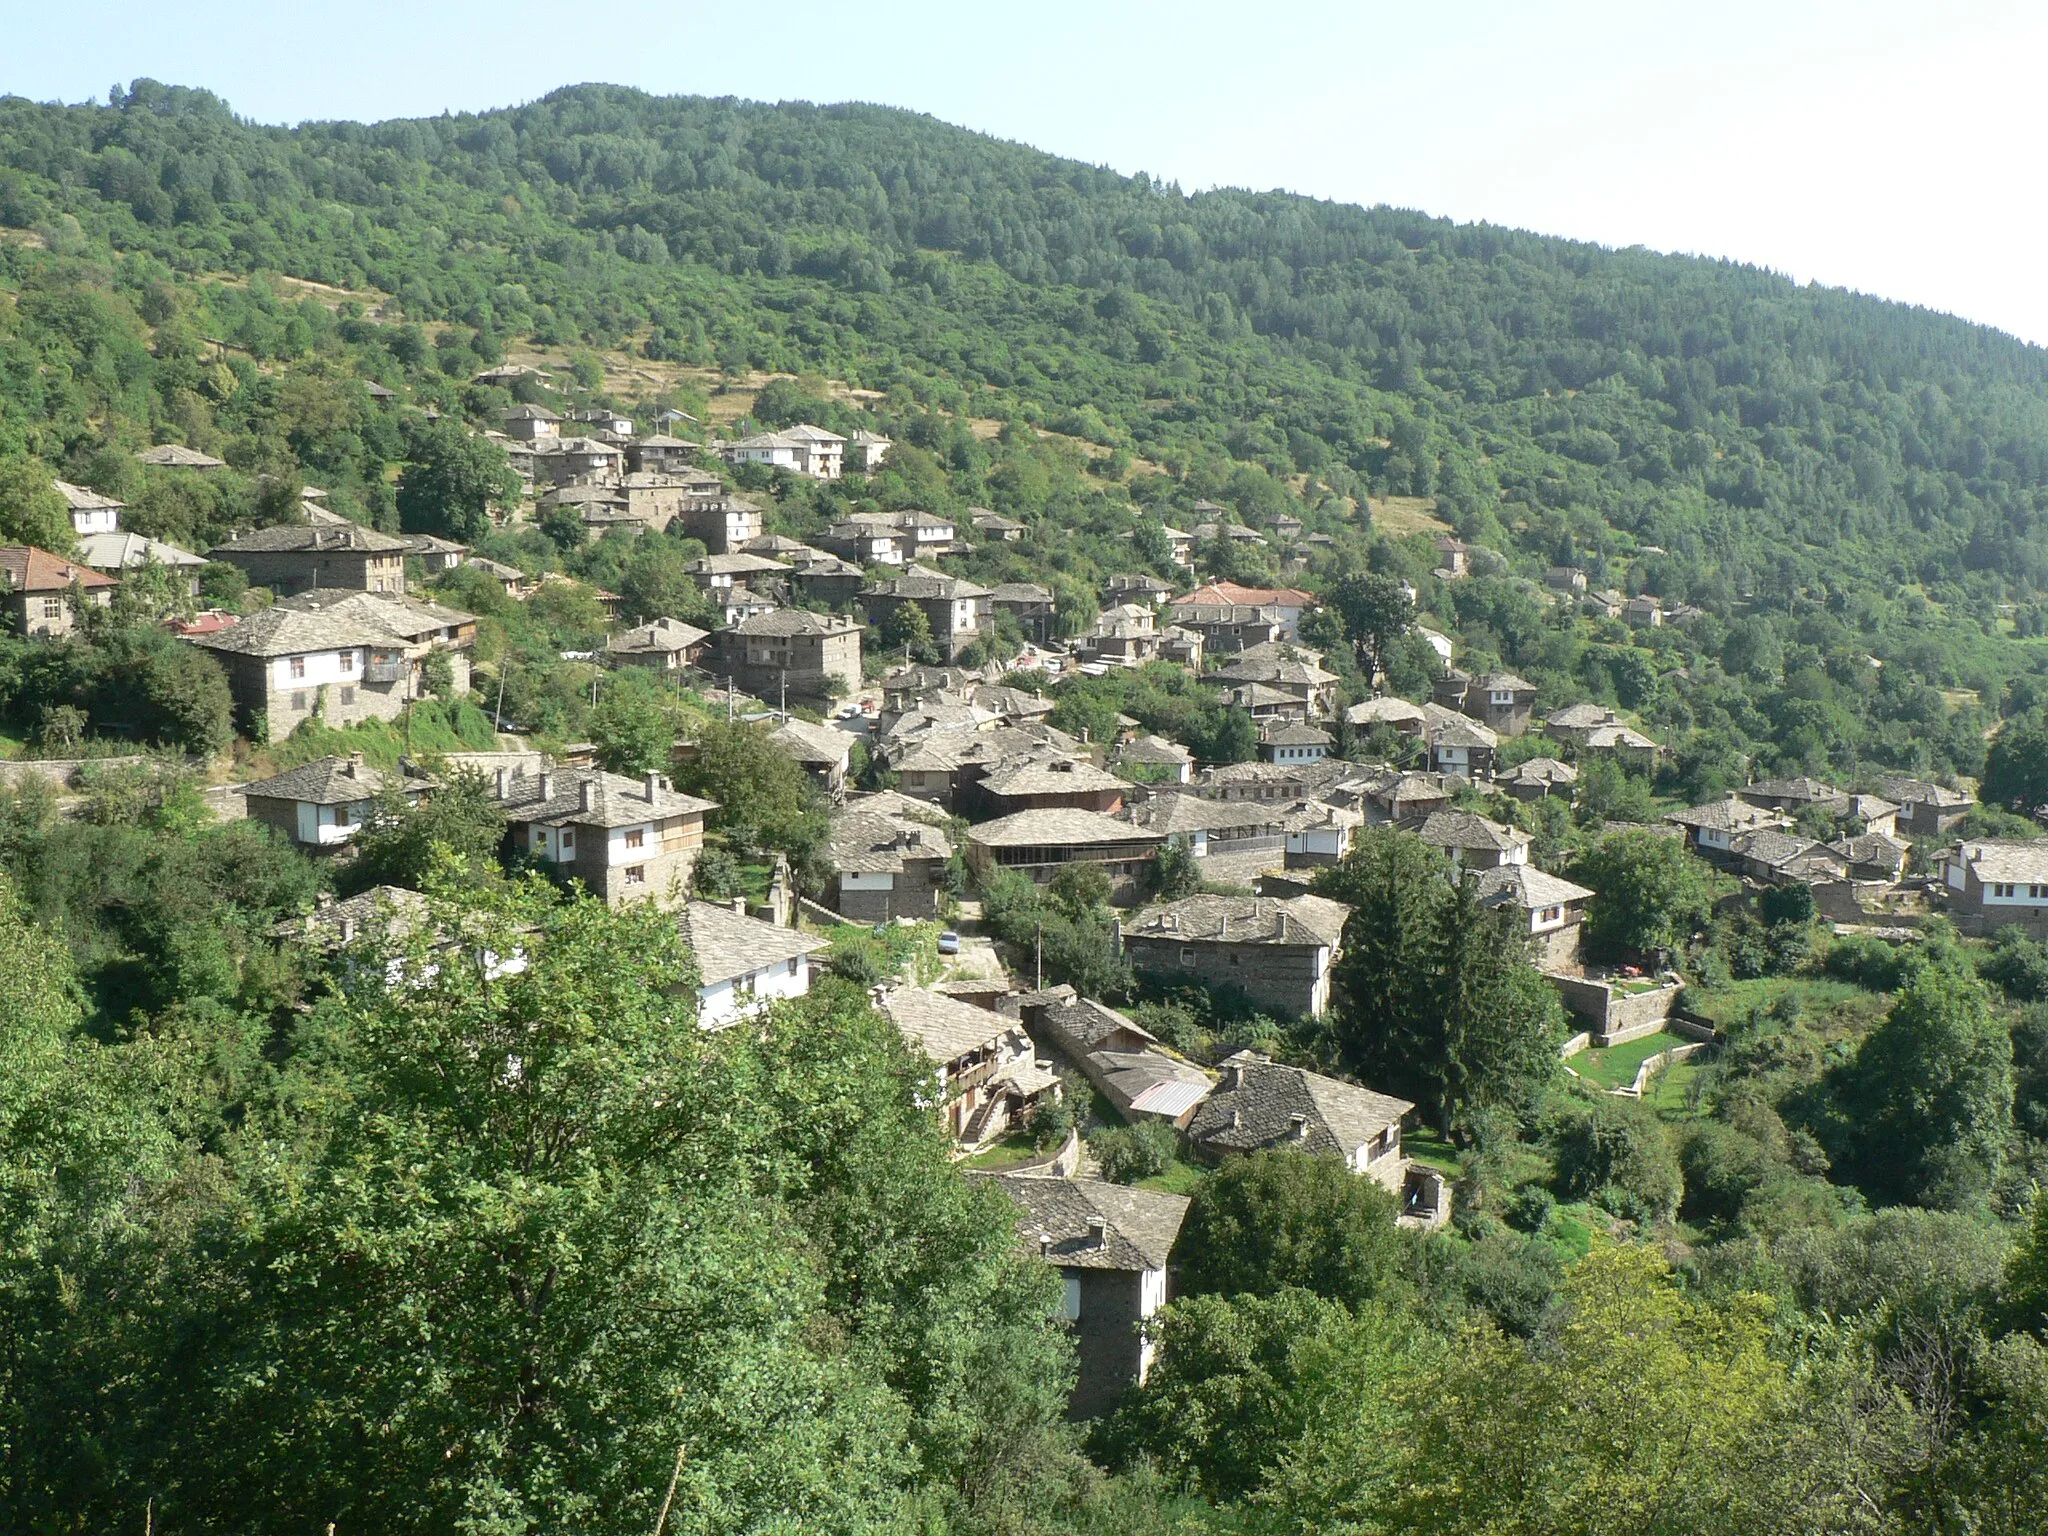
[6,80,2048,1534]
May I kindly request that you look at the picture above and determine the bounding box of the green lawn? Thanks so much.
[960,1134,1046,1171]
[1648,1056,1711,1115]
[1403,1126,1463,1179]
[1136,1157,1208,1197]
[1679,975,1867,1030]
[1573,1030,1686,1090]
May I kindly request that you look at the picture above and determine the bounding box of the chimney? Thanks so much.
[645,770,661,801]
[579,778,595,812]
[495,767,508,799]
[1085,1217,1106,1249]
[1039,1232,1053,1258]
[1290,1113,1309,1139]
[315,892,336,911]
[537,772,552,802]
[345,751,364,779]
[1278,909,1289,941]
[1224,1060,1242,1091]
[1230,1108,1242,1130]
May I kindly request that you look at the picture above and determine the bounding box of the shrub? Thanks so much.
[1094,1120,1178,1184]
[1552,1094,1682,1224]
[1504,1184,1556,1233]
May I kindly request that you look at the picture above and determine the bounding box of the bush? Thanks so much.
[1825,932,1916,992]
[1504,1184,1556,1233]
[1679,1122,1775,1228]
[1030,1092,1076,1152]
[1552,1094,1682,1224]
[1093,1120,1178,1184]
[1455,1233,1565,1338]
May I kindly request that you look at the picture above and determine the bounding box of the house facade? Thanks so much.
[983,1174,1190,1419]
[825,795,954,922]
[1121,893,1350,1018]
[966,808,1164,903]
[184,604,422,740]
[716,608,863,701]
[1472,864,1595,970]
[864,568,988,660]
[678,899,826,1029]
[1184,1050,1417,1200]
[0,546,116,638]
[238,752,431,849]
[1938,840,2048,935]
[490,765,716,908]
[878,986,1061,1147]
[211,522,409,595]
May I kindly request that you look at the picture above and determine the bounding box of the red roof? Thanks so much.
[1173,581,1316,608]
[0,545,118,595]
[167,610,241,637]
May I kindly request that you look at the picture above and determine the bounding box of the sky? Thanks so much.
[6,0,2045,340]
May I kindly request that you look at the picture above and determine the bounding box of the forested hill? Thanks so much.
[7,79,2048,609]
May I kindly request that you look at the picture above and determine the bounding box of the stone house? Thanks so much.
[1581,722,1660,770]
[1184,1051,1416,1200]
[1169,581,1317,641]
[847,428,891,472]
[1022,993,1213,1127]
[979,756,1128,817]
[500,403,561,441]
[210,522,410,596]
[1728,829,1848,886]
[1417,810,1531,871]
[719,425,845,479]
[1664,797,1787,863]
[1423,705,1498,778]
[825,794,954,922]
[1162,598,1284,656]
[878,986,1061,1147]
[1344,695,1429,736]
[989,581,1057,644]
[1115,734,1193,785]
[674,490,764,553]
[1259,722,1332,764]
[1121,791,1287,863]
[136,443,225,469]
[967,808,1164,903]
[1875,776,1976,838]
[0,545,115,637]
[1938,839,2048,935]
[1497,757,1579,801]
[677,899,826,1030]
[1623,594,1664,628]
[238,752,431,850]
[983,1174,1190,1419]
[1213,641,1339,718]
[490,764,716,908]
[1830,831,1910,883]
[607,617,710,674]
[821,520,905,566]
[531,436,625,486]
[1434,536,1472,577]
[54,479,123,536]
[1545,566,1588,594]
[1542,701,1624,750]
[624,433,700,475]
[1472,863,1595,970]
[184,604,424,741]
[769,717,854,794]
[686,551,790,595]
[715,608,863,701]
[1738,776,1852,816]
[864,567,989,660]
[971,508,1026,542]
[77,531,208,595]
[1348,769,1455,827]
[1103,573,1174,608]
[1281,800,1362,867]
[1121,893,1350,1018]
[274,590,477,696]
[1434,669,1538,737]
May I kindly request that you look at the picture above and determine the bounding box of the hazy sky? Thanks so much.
[7,1,2044,340]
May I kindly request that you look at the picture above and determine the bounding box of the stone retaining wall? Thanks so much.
[1547,973,1683,1045]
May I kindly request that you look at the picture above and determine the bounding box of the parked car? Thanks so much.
[937,930,961,955]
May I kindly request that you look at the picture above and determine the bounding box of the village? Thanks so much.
[0,378,2016,1420]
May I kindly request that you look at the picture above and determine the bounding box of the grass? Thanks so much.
[1572,1030,1685,1090]
[1648,1056,1712,1115]
[1135,1157,1208,1197]
[1680,975,1880,1033]
[1403,1125,1464,1179]
[960,1134,1046,1171]
[247,698,502,776]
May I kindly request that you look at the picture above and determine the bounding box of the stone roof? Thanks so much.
[687,552,790,577]
[828,805,954,874]
[1418,810,1530,855]
[866,566,991,601]
[76,532,208,571]
[1185,1051,1412,1161]
[491,765,717,830]
[983,1174,1191,1272]
[274,589,476,642]
[982,756,1128,798]
[184,602,407,656]
[1746,776,1846,805]
[1215,652,1338,688]
[239,753,431,806]
[729,608,861,639]
[1125,893,1349,949]
[1475,671,1537,693]
[1546,702,1622,730]
[677,900,826,988]
[212,521,408,555]
[503,403,561,422]
[1845,794,1901,822]
[1873,775,1974,810]
[1584,724,1660,751]
[136,443,224,468]
[1665,797,1783,833]
[1830,831,1909,867]
[609,616,710,655]
[1951,839,2048,884]
[1260,722,1333,748]
[268,885,431,947]
[1121,792,1281,837]
[1422,703,1498,748]
[969,807,1163,849]
[1499,756,1579,787]
[1471,863,1594,911]
[53,479,123,512]
[1730,828,1830,870]
[879,985,1013,1064]
[1117,733,1194,767]
[770,717,854,766]
[1346,696,1428,727]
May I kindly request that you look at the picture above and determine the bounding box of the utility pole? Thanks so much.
[725,676,733,723]
[1035,921,1043,990]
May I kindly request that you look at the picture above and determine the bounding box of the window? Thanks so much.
[559,830,574,852]
[1060,1275,1082,1322]
[624,865,647,886]
[40,597,63,619]
[339,688,354,705]
[1997,883,2016,898]
[340,650,357,674]
[1230,953,1242,966]
[289,656,306,680]
[1540,906,1561,923]
[1179,946,1195,966]
[626,827,645,850]
[291,692,306,711]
